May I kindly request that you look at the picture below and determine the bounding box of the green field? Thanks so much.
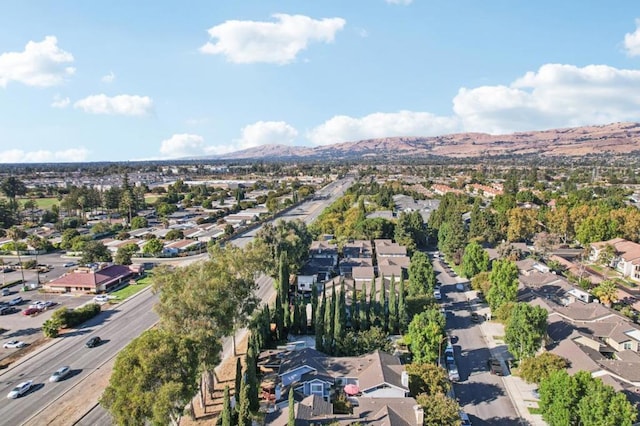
[33,198,59,210]
[145,195,159,204]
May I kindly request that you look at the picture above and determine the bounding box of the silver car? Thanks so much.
[49,366,71,382]
[7,380,32,399]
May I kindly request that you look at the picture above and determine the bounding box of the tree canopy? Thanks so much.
[407,308,446,364]
[504,302,548,360]
[101,329,199,426]
[487,259,519,312]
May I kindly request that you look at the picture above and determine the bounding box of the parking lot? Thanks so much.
[0,253,94,359]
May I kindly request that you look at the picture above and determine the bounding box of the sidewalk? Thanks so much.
[466,291,546,426]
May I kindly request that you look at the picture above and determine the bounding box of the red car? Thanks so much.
[22,307,40,316]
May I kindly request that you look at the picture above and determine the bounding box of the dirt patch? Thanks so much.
[0,336,49,370]
[180,334,249,425]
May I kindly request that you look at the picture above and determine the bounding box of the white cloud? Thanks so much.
[74,94,153,116]
[0,36,75,88]
[51,95,70,109]
[160,134,207,158]
[385,0,413,4]
[0,147,89,163]
[624,19,640,57]
[307,111,460,145]
[453,63,640,134]
[200,13,346,64]
[101,71,116,83]
[237,121,298,149]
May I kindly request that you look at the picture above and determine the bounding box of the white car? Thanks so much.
[94,295,109,303]
[434,289,442,300]
[7,380,32,399]
[49,366,71,382]
[3,340,26,349]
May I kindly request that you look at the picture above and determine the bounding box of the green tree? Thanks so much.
[487,259,519,312]
[245,345,259,411]
[7,226,26,284]
[130,215,148,230]
[519,353,568,384]
[143,238,164,256]
[288,387,295,426]
[416,393,462,426]
[406,362,451,396]
[315,287,326,352]
[359,283,369,331]
[398,276,408,332]
[388,277,398,333]
[507,207,538,242]
[592,280,619,306]
[81,240,113,264]
[460,241,489,278]
[101,330,199,426]
[334,281,347,352]
[408,251,437,296]
[438,218,467,264]
[237,375,251,426]
[407,309,446,364]
[505,303,547,360]
[221,385,232,426]
[235,357,242,403]
[0,177,27,214]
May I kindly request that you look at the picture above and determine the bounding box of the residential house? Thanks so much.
[374,239,407,258]
[343,240,373,259]
[590,238,640,282]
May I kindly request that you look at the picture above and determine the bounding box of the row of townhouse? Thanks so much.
[297,239,410,294]
[590,237,640,282]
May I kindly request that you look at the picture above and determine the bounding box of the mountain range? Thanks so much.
[210,122,640,161]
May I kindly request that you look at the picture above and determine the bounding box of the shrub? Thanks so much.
[50,303,101,328]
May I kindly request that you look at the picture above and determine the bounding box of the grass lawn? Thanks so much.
[145,195,159,204]
[33,198,59,210]
[110,273,154,301]
[528,407,542,415]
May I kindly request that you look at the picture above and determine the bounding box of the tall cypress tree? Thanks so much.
[389,276,398,334]
[291,297,300,335]
[288,387,295,426]
[380,277,388,332]
[334,280,347,354]
[398,275,408,333]
[237,375,251,426]
[222,385,232,426]
[311,283,318,329]
[275,293,284,341]
[279,252,289,303]
[245,345,259,411]
[324,283,336,353]
[284,297,291,330]
[234,357,242,403]
[370,279,380,327]
[359,283,369,330]
[316,286,326,352]
[351,284,360,332]
[300,299,308,334]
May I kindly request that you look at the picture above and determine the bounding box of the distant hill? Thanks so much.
[209,122,640,161]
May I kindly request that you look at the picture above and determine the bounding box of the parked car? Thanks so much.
[487,358,503,376]
[3,340,26,349]
[460,411,472,426]
[63,262,76,267]
[8,297,23,306]
[434,289,442,300]
[531,388,540,400]
[42,301,56,309]
[1,288,10,296]
[85,336,102,348]
[471,312,480,322]
[447,363,460,382]
[49,366,71,382]
[94,295,109,303]
[22,307,41,316]
[6,380,33,399]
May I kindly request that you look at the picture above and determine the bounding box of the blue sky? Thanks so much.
[1,1,639,163]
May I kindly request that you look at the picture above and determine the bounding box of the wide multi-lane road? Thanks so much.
[0,287,157,425]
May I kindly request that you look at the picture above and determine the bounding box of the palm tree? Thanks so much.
[592,280,618,307]
[7,227,26,285]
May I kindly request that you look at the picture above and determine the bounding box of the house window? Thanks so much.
[310,383,323,395]
[623,342,633,350]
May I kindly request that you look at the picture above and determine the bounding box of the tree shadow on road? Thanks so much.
[6,327,41,339]
[468,414,530,426]
[454,380,505,406]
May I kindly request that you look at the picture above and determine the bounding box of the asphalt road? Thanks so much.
[76,176,354,425]
[434,259,521,425]
[0,287,158,426]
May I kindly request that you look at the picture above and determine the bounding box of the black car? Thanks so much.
[487,358,503,375]
[85,336,102,348]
